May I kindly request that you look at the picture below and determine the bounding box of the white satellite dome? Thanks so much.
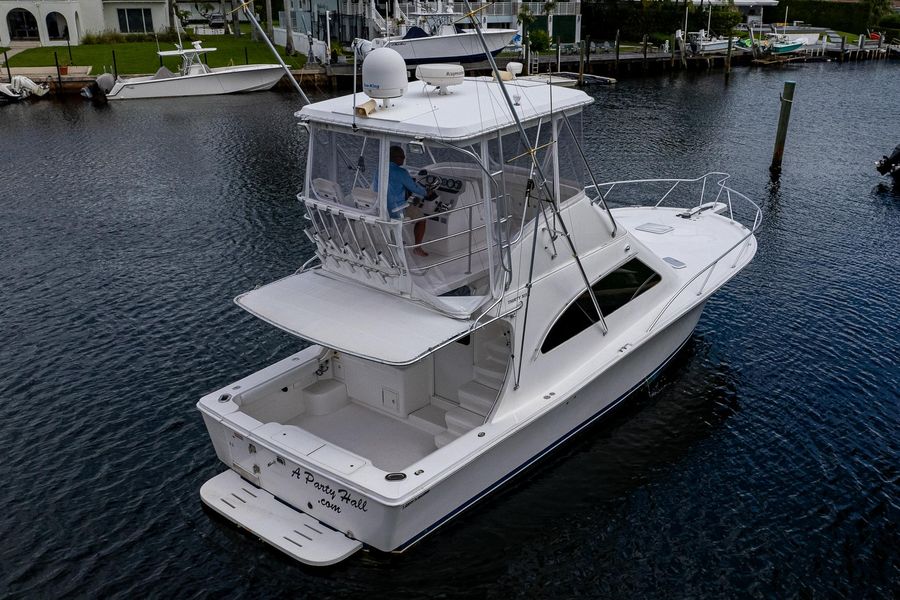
[415,64,465,93]
[362,48,408,100]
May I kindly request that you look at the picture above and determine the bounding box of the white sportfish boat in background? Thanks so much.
[105,40,284,100]
[356,1,515,64]
[197,41,761,565]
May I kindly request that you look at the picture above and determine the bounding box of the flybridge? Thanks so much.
[296,77,594,142]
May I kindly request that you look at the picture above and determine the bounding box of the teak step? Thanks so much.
[458,380,498,416]
[200,470,361,566]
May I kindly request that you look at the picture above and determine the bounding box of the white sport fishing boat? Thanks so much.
[357,1,515,64]
[105,40,283,100]
[197,41,761,566]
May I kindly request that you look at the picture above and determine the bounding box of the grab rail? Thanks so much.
[587,172,762,333]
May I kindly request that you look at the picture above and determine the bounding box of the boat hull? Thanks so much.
[200,301,705,556]
[377,29,516,64]
[106,64,284,100]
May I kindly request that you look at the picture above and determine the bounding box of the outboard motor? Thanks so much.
[875,144,900,183]
[81,72,115,102]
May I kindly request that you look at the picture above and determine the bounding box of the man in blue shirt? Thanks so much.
[380,146,434,257]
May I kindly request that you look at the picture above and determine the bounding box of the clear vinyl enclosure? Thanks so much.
[303,112,587,318]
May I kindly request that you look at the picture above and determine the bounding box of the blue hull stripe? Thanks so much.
[393,334,692,553]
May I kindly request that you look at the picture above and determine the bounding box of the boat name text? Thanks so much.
[293,469,368,513]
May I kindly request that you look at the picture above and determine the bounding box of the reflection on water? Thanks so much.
[1,61,899,598]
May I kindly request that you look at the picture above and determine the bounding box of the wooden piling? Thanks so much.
[578,40,585,86]
[3,51,10,82]
[54,51,62,95]
[840,36,846,63]
[726,35,733,77]
[556,38,561,73]
[670,34,675,68]
[770,81,796,173]
[112,49,118,79]
[642,34,648,71]
[585,35,591,67]
[614,29,620,74]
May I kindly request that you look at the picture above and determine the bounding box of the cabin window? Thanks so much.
[541,258,662,353]
[309,129,381,212]
[117,9,153,34]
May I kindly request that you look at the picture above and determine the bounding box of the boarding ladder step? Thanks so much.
[200,470,362,566]
[458,380,499,416]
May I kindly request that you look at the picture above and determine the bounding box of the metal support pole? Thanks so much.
[67,38,73,63]
[770,80,796,173]
[240,2,309,103]
[3,51,11,82]
[112,49,118,79]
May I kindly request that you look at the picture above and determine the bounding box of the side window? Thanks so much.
[541,258,661,353]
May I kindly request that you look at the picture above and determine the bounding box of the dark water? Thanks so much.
[1,62,898,598]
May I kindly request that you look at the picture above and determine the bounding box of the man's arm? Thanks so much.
[400,169,428,198]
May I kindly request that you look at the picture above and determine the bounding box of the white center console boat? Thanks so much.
[197,47,761,566]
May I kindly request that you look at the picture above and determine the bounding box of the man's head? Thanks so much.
[390,145,405,166]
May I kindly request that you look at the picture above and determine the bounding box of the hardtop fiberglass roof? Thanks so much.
[295,77,594,142]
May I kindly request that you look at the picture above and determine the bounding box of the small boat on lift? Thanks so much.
[104,40,284,100]
[0,75,50,102]
[766,33,806,54]
[196,39,761,566]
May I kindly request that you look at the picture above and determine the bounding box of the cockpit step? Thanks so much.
[200,469,362,566]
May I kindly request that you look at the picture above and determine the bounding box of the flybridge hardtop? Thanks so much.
[199,43,761,567]
[296,77,594,141]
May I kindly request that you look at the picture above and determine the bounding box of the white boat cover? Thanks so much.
[235,270,476,365]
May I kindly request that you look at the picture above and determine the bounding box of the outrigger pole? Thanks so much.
[233,0,310,104]
[460,0,610,389]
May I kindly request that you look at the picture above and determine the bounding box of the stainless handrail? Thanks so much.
[585,172,763,333]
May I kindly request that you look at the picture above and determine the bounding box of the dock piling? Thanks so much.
[670,34,675,68]
[614,29,620,74]
[54,51,62,95]
[556,38,561,73]
[112,50,118,79]
[578,40,585,86]
[3,51,10,82]
[770,81,796,173]
[726,35,733,77]
[642,34,648,71]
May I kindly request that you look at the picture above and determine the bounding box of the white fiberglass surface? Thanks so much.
[287,403,435,471]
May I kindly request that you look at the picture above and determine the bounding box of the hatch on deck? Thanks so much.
[200,470,362,566]
[235,270,484,365]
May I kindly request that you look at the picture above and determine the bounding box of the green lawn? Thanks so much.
[7,34,305,75]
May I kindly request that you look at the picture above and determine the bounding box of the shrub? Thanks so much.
[81,29,187,45]
[529,28,551,52]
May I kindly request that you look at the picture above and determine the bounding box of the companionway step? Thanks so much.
[458,380,498,416]
[200,470,362,566]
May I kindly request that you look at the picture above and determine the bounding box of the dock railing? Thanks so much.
[586,172,762,332]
